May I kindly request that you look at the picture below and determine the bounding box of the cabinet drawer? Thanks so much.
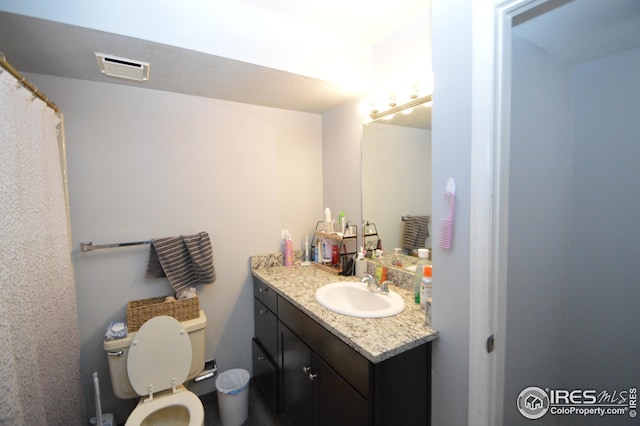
[252,339,278,415]
[253,277,277,312]
[254,298,278,361]
[278,296,372,399]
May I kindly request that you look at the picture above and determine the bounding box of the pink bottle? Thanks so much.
[284,235,293,267]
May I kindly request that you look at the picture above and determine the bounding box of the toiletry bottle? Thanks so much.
[420,265,432,311]
[393,248,403,268]
[302,234,311,266]
[324,207,331,222]
[413,249,429,304]
[413,266,422,304]
[324,207,332,232]
[331,243,339,266]
[315,238,322,263]
[338,211,346,234]
[355,248,367,277]
[323,239,333,264]
[284,234,293,266]
[375,263,387,284]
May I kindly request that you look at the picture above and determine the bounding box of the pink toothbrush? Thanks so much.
[439,178,456,250]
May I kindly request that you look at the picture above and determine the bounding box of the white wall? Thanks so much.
[28,73,323,422]
[372,11,432,94]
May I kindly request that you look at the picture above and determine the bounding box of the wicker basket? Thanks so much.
[127,294,200,332]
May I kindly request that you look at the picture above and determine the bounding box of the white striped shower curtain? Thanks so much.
[0,70,84,425]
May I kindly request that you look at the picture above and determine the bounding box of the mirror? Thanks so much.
[361,98,432,265]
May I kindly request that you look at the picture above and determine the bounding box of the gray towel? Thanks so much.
[402,216,430,250]
[145,231,216,292]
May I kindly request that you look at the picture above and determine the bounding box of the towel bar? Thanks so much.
[80,240,151,252]
[402,215,430,221]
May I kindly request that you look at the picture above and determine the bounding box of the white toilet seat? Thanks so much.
[125,386,204,426]
[124,316,204,426]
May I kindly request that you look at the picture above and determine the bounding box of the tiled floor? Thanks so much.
[201,380,285,426]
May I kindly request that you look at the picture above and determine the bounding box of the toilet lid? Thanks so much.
[127,316,192,396]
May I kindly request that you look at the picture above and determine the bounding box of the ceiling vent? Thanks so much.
[95,52,150,82]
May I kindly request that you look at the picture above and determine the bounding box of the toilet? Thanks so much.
[104,311,207,426]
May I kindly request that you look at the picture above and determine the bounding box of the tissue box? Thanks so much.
[127,294,200,332]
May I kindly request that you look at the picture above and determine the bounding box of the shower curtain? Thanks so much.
[0,71,84,424]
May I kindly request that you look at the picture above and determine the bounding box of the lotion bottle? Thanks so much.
[420,265,432,310]
[284,234,293,266]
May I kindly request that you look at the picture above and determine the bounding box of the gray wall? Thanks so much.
[564,46,640,425]
[361,123,432,251]
[430,0,473,424]
[29,73,323,423]
[503,33,574,425]
[321,99,363,241]
[503,33,640,426]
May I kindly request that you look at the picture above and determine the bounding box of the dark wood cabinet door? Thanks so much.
[280,323,313,426]
[314,353,371,426]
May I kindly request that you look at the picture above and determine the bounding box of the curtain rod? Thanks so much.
[0,52,60,113]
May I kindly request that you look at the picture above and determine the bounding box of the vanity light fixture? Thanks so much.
[369,93,432,121]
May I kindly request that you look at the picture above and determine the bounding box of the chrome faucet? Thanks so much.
[361,274,390,295]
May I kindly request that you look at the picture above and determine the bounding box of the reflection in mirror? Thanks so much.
[361,98,432,263]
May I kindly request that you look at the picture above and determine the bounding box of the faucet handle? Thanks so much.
[361,274,374,284]
[378,281,391,294]
[361,275,377,291]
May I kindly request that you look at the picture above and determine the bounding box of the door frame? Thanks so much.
[467,0,555,425]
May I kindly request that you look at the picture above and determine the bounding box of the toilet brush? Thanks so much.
[94,372,102,426]
[90,372,114,426]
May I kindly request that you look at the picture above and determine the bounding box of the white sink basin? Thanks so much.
[315,281,405,318]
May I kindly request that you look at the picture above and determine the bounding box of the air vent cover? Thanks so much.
[95,52,150,82]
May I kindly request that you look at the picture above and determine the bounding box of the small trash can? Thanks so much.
[215,368,250,426]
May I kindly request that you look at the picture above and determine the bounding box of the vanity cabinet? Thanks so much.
[253,276,431,426]
[280,323,370,426]
[252,279,279,414]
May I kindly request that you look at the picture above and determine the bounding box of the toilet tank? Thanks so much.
[103,310,207,399]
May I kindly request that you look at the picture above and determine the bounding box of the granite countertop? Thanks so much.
[251,254,438,364]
